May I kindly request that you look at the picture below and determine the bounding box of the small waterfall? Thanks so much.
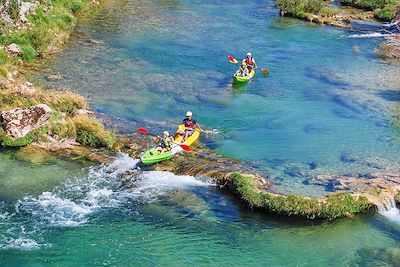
[377,198,400,224]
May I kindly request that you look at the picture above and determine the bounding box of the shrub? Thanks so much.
[73,115,116,148]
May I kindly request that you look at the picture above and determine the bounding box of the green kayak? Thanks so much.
[233,68,255,83]
[140,147,173,165]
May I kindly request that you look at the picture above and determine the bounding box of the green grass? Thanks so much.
[0,0,91,66]
[341,0,400,21]
[0,127,48,147]
[73,115,116,148]
[231,173,370,219]
[276,0,332,18]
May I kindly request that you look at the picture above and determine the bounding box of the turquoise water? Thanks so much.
[1,0,400,265]
[35,0,400,194]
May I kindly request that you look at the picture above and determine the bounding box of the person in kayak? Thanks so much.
[242,52,257,72]
[153,131,173,154]
[177,111,202,142]
[235,62,249,77]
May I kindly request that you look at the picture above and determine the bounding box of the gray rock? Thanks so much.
[1,104,53,138]
[5,43,23,57]
[46,74,63,81]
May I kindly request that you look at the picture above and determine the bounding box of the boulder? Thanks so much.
[0,104,53,138]
[46,74,63,81]
[5,43,23,57]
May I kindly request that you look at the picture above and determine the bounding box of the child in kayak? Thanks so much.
[242,52,257,72]
[153,131,174,154]
[176,111,202,142]
[235,62,249,77]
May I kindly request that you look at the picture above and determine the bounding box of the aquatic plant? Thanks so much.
[230,173,370,219]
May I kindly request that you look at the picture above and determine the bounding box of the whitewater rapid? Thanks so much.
[0,154,212,250]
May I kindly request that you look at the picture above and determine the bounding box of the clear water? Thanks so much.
[1,0,399,265]
[0,155,399,266]
[33,0,400,195]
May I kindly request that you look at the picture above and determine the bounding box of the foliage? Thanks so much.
[73,115,116,148]
[231,173,370,219]
[341,0,400,21]
[0,88,87,116]
[0,0,91,65]
[0,127,48,147]
[276,0,331,17]
[8,0,20,21]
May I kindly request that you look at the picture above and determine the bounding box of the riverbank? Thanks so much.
[1,0,399,221]
[276,0,400,58]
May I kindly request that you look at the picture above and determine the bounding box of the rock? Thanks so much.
[5,43,22,57]
[20,1,39,24]
[46,74,63,81]
[15,81,36,96]
[76,109,94,116]
[0,104,53,138]
[0,76,9,89]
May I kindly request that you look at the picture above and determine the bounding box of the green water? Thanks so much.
[1,0,400,265]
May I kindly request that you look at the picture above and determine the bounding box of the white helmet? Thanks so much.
[247,52,252,56]
[186,111,193,117]
[163,131,170,137]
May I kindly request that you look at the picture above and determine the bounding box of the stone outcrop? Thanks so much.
[5,43,23,57]
[0,104,53,138]
[377,34,400,59]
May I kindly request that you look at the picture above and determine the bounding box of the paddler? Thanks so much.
[153,131,173,154]
[235,62,249,77]
[242,52,257,72]
[177,111,202,142]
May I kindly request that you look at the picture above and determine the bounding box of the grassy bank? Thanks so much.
[0,0,116,149]
[276,0,399,22]
[341,0,400,21]
[1,0,92,75]
[230,173,371,219]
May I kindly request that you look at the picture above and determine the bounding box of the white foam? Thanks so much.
[378,198,400,225]
[346,32,391,38]
[13,153,210,228]
[1,237,41,250]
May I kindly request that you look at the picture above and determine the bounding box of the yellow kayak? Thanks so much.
[174,125,201,146]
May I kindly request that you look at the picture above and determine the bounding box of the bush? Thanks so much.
[73,115,116,148]
[277,0,332,17]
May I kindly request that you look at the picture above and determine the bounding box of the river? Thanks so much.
[1,0,400,265]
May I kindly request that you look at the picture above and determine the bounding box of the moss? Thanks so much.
[73,115,116,148]
[230,173,370,219]
[0,127,48,147]
[395,192,400,205]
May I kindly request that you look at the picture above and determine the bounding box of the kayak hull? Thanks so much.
[140,147,173,165]
[233,68,255,83]
[174,125,201,146]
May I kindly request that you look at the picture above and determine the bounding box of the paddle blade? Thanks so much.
[180,144,190,151]
[228,55,238,64]
[137,128,149,134]
[261,68,270,74]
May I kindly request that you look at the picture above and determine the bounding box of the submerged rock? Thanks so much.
[1,104,53,138]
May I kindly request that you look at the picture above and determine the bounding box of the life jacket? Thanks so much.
[164,138,171,149]
[245,57,254,66]
[183,118,195,129]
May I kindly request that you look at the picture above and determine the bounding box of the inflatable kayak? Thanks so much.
[174,125,201,146]
[233,68,255,83]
